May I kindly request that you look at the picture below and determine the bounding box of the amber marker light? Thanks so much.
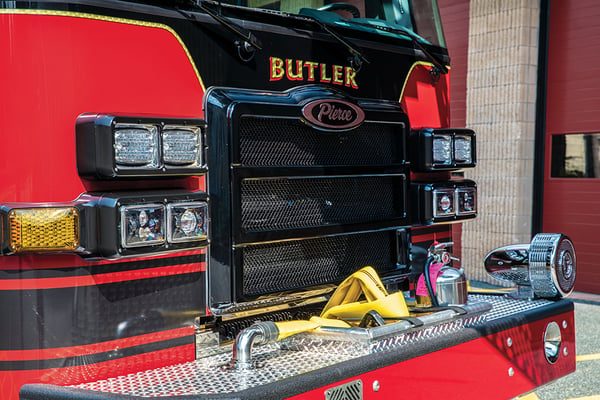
[6,207,79,253]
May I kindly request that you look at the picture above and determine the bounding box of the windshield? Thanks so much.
[217,0,446,47]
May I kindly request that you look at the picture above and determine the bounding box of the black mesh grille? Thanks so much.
[238,117,402,166]
[240,175,404,232]
[241,231,397,296]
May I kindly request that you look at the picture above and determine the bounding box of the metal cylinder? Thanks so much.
[435,267,468,306]
[231,321,279,370]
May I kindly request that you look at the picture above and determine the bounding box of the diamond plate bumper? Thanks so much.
[20,295,575,400]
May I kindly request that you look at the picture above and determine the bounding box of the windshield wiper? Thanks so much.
[300,14,369,72]
[186,0,262,61]
[346,19,448,75]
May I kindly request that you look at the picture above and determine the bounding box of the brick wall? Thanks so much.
[461,0,540,283]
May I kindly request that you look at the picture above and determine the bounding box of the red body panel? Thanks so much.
[0,12,204,203]
[0,12,207,398]
[400,63,450,130]
[3,344,195,400]
[288,311,576,400]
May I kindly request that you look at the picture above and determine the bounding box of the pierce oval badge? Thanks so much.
[302,99,365,131]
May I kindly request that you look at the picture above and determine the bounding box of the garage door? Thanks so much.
[543,1,600,293]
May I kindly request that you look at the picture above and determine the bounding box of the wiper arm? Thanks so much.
[301,14,369,72]
[187,0,262,61]
[346,20,448,75]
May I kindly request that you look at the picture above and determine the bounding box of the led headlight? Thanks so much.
[410,128,476,171]
[120,204,166,248]
[484,233,576,298]
[433,189,454,217]
[162,126,202,167]
[76,113,206,179]
[454,134,473,164]
[167,202,208,243]
[432,134,453,166]
[412,180,477,224]
[456,187,477,215]
[114,125,159,167]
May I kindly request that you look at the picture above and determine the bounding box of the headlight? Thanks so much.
[76,113,206,179]
[412,180,477,224]
[114,124,160,167]
[120,204,166,248]
[162,126,202,166]
[410,128,476,171]
[456,187,477,215]
[454,134,473,164]
[167,202,208,243]
[432,134,453,166]
[433,189,455,217]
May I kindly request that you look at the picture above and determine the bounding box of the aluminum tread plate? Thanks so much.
[73,294,552,397]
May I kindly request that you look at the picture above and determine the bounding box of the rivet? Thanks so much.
[373,380,380,392]
[508,367,514,377]
[506,337,513,347]
[563,320,568,329]
[564,347,569,356]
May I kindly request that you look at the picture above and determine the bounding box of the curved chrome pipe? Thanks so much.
[231,321,279,370]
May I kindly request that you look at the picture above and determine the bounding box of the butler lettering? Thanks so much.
[269,57,358,89]
[302,99,365,130]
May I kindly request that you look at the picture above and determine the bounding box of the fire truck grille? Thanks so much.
[241,231,396,296]
[240,175,404,232]
[238,117,401,166]
[206,88,410,303]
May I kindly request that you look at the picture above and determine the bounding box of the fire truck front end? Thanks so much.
[0,0,577,399]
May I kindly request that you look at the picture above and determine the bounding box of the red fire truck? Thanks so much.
[0,0,576,399]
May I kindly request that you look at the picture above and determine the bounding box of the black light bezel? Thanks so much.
[81,190,208,260]
[410,128,476,171]
[411,180,477,225]
[76,113,207,180]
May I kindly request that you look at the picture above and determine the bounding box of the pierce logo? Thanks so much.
[302,100,365,130]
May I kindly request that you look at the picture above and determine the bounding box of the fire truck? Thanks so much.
[0,0,576,398]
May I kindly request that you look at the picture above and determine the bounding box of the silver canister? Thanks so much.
[435,267,468,306]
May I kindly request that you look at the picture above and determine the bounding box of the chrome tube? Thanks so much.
[231,321,279,370]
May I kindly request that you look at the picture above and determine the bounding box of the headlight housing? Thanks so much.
[91,191,209,259]
[410,128,476,171]
[76,113,206,179]
[412,180,477,224]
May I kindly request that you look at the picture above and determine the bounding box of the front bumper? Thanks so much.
[20,294,575,400]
